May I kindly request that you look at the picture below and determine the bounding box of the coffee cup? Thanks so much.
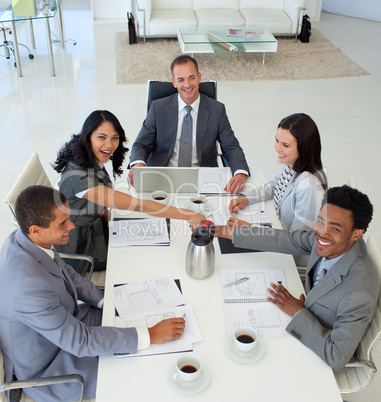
[189,195,208,213]
[150,190,169,204]
[174,354,202,383]
[233,326,259,353]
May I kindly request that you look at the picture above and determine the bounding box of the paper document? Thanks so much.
[220,268,292,339]
[110,275,203,357]
[212,200,272,226]
[108,218,169,247]
[198,167,232,194]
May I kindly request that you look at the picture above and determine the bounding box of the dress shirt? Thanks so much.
[312,254,344,285]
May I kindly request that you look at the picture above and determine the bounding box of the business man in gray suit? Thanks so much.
[129,55,250,194]
[216,185,379,369]
[0,186,185,401]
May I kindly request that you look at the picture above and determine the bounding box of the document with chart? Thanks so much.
[212,200,272,227]
[108,218,169,247]
[220,268,292,339]
[111,274,203,357]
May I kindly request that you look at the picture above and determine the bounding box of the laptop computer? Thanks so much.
[132,167,199,193]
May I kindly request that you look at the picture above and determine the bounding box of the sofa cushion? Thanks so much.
[150,9,198,36]
[240,0,284,9]
[195,9,245,27]
[152,0,193,10]
[194,0,240,10]
[241,8,292,34]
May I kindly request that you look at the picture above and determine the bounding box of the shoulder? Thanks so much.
[151,93,177,109]
[200,93,223,108]
[292,171,325,191]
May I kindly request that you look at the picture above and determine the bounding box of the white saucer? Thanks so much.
[225,335,266,363]
[168,364,211,394]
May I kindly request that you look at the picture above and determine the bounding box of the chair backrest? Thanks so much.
[146,80,217,112]
[357,236,381,365]
[4,153,52,223]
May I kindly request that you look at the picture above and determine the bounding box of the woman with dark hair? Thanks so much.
[228,113,327,265]
[53,110,204,274]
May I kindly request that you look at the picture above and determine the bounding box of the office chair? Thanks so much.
[3,153,101,285]
[335,235,381,393]
[0,345,86,402]
[0,22,34,68]
[146,80,228,167]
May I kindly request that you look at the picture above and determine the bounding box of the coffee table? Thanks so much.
[177,26,277,64]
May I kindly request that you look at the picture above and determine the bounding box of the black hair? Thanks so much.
[53,110,128,176]
[15,186,67,235]
[322,185,373,232]
[278,113,327,189]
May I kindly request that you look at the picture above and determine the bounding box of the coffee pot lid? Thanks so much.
[191,220,215,246]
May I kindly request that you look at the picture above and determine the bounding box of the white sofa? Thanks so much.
[135,0,306,39]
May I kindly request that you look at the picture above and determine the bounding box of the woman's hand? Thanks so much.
[187,212,206,230]
[227,217,251,227]
[228,197,249,214]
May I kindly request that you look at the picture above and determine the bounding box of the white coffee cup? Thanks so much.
[189,195,208,213]
[150,190,169,204]
[233,326,259,353]
[174,354,202,383]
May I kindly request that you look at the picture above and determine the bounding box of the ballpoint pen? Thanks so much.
[223,277,250,288]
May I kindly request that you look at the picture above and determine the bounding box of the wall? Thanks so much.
[322,0,381,22]
[91,0,132,22]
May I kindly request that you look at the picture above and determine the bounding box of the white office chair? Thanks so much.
[335,235,381,393]
[3,153,102,285]
[347,176,358,189]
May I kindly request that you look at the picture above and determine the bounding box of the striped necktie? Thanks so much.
[178,105,192,167]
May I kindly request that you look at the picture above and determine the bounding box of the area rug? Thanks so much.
[115,29,368,84]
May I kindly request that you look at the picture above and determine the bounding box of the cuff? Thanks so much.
[97,298,104,309]
[130,160,146,167]
[136,327,150,350]
[234,169,248,177]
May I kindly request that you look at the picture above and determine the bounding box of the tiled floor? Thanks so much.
[0,1,380,400]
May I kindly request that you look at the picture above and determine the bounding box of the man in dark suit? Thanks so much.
[129,55,250,194]
[0,186,185,401]
[216,185,379,369]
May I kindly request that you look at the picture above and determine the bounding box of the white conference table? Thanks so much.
[96,168,342,402]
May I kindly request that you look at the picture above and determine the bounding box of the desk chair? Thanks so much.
[335,235,381,393]
[3,153,102,285]
[0,22,34,68]
[146,80,228,168]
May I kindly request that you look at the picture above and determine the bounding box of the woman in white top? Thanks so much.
[228,113,327,265]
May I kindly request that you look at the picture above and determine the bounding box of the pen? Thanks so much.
[223,277,249,288]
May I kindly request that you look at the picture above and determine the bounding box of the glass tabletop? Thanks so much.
[178,26,276,45]
[0,0,62,23]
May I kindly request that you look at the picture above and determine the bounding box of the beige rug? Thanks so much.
[115,29,368,84]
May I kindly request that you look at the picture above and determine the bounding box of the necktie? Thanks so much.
[178,105,192,167]
[313,258,327,287]
[52,249,79,316]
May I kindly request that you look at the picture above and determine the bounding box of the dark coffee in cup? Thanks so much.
[154,196,166,200]
[192,200,205,204]
[237,334,255,344]
[181,365,198,373]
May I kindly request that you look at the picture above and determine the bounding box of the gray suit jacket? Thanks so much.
[130,93,250,175]
[0,230,138,401]
[232,227,379,368]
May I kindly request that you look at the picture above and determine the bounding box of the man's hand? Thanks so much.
[128,163,146,187]
[267,282,305,316]
[187,212,206,230]
[227,217,250,227]
[148,317,185,344]
[228,196,249,214]
[224,173,247,194]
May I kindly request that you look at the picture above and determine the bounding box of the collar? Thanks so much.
[322,253,345,272]
[177,93,200,114]
[37,245,55,260]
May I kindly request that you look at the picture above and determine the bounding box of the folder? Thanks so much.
[12,0,37,18]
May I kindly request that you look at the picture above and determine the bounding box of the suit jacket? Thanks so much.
[0,230,138,401]
[232,227,379,368]
[130,93,250,175]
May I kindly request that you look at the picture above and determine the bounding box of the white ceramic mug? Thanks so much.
[174,354,202,383]
[189,195,208,213]
[233,326,259,353]
[150,190,169,204]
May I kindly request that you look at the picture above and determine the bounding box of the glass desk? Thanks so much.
[178,26,277,64]
[0,0,64,76]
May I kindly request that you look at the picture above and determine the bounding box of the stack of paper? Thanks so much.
[109,218,170,247]
[111,274,203,357]
[220,268,291,339]
[198,167,232,194]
